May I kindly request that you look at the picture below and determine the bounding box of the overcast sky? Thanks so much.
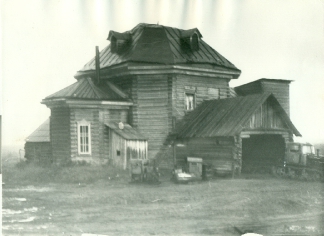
[1,0,324,149]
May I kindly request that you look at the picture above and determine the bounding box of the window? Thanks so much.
[190,33,199,51]
[302,145,315,155]
[185,93,195,111]
[78,121,91,155]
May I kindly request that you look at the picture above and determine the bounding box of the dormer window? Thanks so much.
[107,30,131,54]
[191,33,199,51]
[181,28,202,52]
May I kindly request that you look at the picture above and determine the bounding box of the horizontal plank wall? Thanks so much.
[50,107,70,164]
[173,75,229,123]
[175,137,237,174]
[134,75,169,159]
[24,142,52,163]
[70,108,100,163]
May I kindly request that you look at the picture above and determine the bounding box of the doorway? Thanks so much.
[241,134,285,173]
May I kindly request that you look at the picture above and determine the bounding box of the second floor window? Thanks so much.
[186,93,195,111]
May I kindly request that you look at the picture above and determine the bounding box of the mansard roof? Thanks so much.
[77,23,240,76]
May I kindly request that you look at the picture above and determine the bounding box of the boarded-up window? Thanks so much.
[78,120,91,155]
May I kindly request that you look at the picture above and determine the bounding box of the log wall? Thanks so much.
[134,75,169,158]
[70,108,100,163]
[24,142,52,163]
[173,75,229,122]
[175,137,237,175]
[107,74,233,164]
[50,107,71,164]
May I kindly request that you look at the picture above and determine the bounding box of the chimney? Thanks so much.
[95,46,100,84]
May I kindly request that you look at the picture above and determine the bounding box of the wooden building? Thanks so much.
[25,23,301,171]
[175,93,301,174]
[24,119,52,164]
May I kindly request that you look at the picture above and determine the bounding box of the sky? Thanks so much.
[1,0,324,150]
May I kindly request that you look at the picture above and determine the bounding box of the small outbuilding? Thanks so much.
[24,119,52,163]
[106,121,148,169]
[175,93,301,175]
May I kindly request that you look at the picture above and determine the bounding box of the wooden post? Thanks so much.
[95,46,100,84]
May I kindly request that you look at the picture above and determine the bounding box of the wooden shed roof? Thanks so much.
[105,122,147,140]
[77,23,240,75]
[176,93,301,138]
[26,119,50,142]
[44,77,127,101]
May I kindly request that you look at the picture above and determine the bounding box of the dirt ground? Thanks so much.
[2,171,324,236]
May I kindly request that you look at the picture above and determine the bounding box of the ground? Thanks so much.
[2,161,324,236]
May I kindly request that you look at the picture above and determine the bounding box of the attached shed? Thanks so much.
[106,121,148,169]
[175,93,301,175]
[25,119,52,163]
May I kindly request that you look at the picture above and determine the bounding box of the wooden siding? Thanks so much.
[100,109,128,161]
[110,131,127,169]
[50,107,71,164]
[108,74,235,163]
[235,80,290,116]
[235,82,262,96]
[134,75,169,158]
[245,99,286,129]
[24,142,52,163]
[173,75,229,122]
[261,81,290,116]
[175,137,237,175]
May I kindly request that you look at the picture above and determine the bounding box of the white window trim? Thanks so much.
[77,120,91,155]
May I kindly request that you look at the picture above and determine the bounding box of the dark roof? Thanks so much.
[176,93,301,138]
[26,119,50,142]
[44,77,127,101]
[235,78,293,91]
[105,122,147,140]
[78,23,240,74]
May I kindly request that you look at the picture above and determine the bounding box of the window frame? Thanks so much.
[77,120,91,155]
[185,92,196,111]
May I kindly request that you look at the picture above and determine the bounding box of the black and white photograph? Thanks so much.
[1,1,324,235]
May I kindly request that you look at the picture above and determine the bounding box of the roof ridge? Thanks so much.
[86,77,103,99]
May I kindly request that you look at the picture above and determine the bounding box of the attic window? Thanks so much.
[107,30,131,54]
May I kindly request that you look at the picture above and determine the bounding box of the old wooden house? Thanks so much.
[26,23,301,172]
